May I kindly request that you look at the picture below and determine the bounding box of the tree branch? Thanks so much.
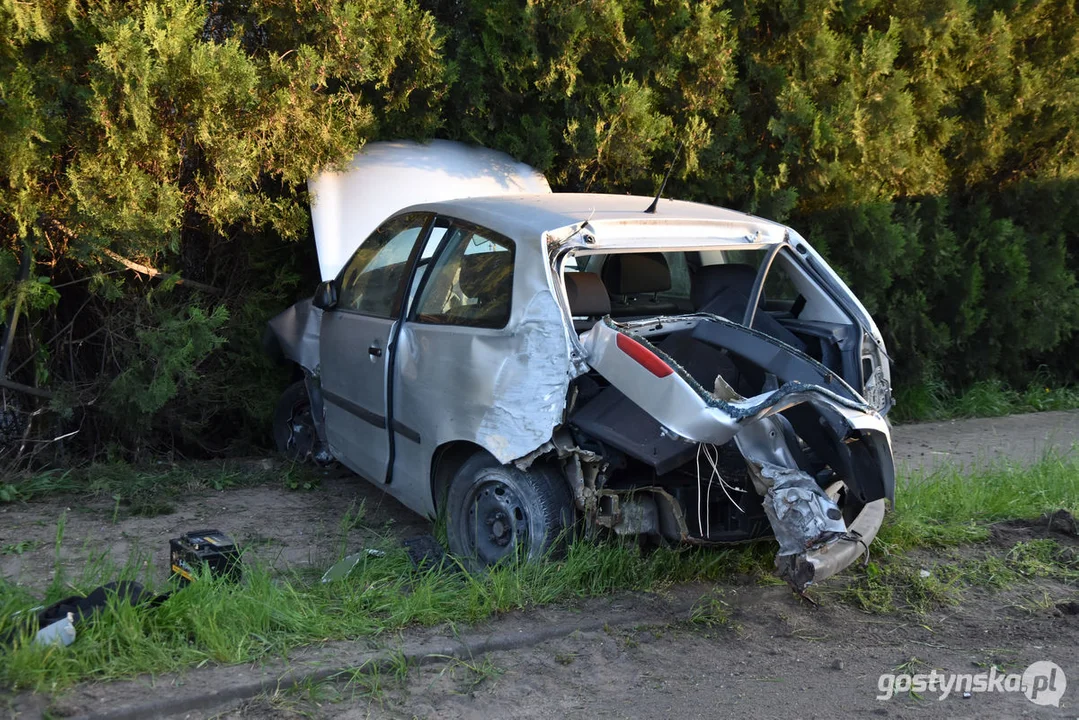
[39,216,225,296]
[99,248,224,296]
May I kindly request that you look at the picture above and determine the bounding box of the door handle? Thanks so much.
[368,344,383,357]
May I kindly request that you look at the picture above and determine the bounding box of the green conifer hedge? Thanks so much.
[1,0,1076,455]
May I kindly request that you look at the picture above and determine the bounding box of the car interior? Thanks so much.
[563,249,854,372]
[561,248,865,542]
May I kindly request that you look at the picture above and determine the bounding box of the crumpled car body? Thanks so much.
[266,147,894,590]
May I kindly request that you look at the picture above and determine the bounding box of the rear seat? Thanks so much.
[600,253,680,317]
[564,271,611,332]
[691,263,806,352]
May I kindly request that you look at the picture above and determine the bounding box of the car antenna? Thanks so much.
[644,140,684,214]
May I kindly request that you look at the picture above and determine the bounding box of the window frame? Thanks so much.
[406,216,517,330]
[332,212,435,320]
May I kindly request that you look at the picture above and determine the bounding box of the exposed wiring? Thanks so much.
[701,442,746,514]
[706,460,714,539]
[696,442,747,539]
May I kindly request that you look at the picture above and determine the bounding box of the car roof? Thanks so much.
[402,193,789,245]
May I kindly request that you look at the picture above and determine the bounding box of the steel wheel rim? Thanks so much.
[461,474,530,565]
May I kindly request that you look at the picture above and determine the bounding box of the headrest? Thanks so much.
[601,253,672,295]
[459,251,513,299]
[691,263,760,310]
[564,272,611,317]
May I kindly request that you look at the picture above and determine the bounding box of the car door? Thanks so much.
[391,219,520,504]
[319,212,432,484]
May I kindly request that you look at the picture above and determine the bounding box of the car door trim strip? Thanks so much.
[392,420,421,444]
[323,389,386,429]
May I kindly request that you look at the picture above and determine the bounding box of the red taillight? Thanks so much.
[616,334,673,378]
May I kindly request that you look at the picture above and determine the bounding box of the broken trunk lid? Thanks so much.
[572,316,891,590]
[575,317,872,448]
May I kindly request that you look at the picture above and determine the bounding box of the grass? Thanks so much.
[878,451,1078,551]
[0,454,1076,692]
[834,538,1078,614]
[0,459,321,516]
[252,649,487,713]
[427,653,504,693]
[892,375,1079,424]
[689,593,732,628]
[832,451,1079,613]
[0,525,765,692]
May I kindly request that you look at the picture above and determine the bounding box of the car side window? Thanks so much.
[337,213,430,317]
[763,253,801,306]
[405,220,452,315]
[413,221,515,329]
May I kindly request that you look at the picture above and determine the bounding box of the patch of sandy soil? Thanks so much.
[368,588,1078,720]
[218,536,1079,720]
[0,467,428,594]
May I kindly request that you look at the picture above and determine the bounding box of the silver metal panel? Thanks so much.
[319,312,395,482]
[391,277,572,517]
[394,193,788,257]
[577,319,876,446]
[266,299,322,372]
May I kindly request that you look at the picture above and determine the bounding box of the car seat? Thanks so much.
[564,272,611,332]
[691,264,806,352]
[601,253,680,317]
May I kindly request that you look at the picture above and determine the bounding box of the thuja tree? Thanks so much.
[750,0,1079,386]
[1,0,1077,459]
[0,0,446,455]
[429,0,1079,388]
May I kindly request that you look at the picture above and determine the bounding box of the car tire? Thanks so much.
[273,380,320,462]
[445,453,575,569]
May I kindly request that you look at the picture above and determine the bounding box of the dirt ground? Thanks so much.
[2,409,1075,594]
[223,550,1079,720]
[0,471,429,594]
[890,409,1079,473]
[2,409,1078,718]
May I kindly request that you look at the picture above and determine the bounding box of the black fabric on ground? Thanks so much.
[37,580,160,627]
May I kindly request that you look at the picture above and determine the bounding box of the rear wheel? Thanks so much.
[445,453,574,568]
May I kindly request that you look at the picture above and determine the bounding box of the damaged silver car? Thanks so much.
[266,177,895,591]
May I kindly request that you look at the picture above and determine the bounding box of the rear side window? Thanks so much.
[337,213,430,317]
[413,221,515,329]
[763,253,801,305]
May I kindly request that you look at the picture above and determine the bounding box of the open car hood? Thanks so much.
[308,140,551,280]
